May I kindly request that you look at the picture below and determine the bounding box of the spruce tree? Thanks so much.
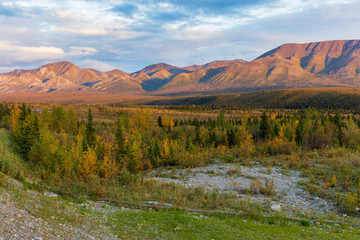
[295,118,303,146]
[273,122,280,137]
[226,128,236,147]
[157,116,163,127]
[259,112,270,140]
[85,109,96,148]
[216,110,225,128]
[115,119,127,162]
[194,125,201,145]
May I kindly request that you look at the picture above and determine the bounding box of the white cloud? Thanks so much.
[173,27,220,42]
[57,27,109,36]
[68,47,97,56]
[244,0,355,20]
[77,59,118,72]
[0,42,98,66]
[0,41,65,65]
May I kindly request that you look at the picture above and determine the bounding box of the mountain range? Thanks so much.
[2,40,360,95]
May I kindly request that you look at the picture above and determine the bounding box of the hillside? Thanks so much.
[144,87,360,110]
[155,40,360,94]
[0,61,144,94]
[2,40,360,94]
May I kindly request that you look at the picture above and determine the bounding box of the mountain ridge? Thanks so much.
[1,40,360,94]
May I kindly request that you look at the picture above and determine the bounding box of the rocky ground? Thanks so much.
[0,176,121,240]
[0,163,351,239]
[147,163,334,215]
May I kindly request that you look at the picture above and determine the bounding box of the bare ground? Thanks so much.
[147,163,334,215]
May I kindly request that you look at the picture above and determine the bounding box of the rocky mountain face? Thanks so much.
[0,61,144,94]
[1,40,360,94]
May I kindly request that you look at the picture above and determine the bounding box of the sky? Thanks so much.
[0,0,359,73]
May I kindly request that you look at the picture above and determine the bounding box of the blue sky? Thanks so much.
[0,0,359,73]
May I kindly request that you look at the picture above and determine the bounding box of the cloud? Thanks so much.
[169,0,267,14]
[76,59,118,72]
[0,42,98,67]
[0,0,358,73]
[57,27,109,36]
[0,41,65,66]
[68,47,97,56]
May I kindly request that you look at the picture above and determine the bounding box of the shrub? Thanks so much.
[261,178,276,196]
[250,177,262,194]
[0,173,5,186]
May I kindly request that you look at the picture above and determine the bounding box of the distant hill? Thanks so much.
[144,87,360,111]
[0,61,144,94]
[155,40,360,94]
[2,40,360,94]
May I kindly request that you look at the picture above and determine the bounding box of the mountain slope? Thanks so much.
[2,40,360,94]
[0,61,144,93]
[156,40,360,94]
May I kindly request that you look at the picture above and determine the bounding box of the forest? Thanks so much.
[1,102,360,217]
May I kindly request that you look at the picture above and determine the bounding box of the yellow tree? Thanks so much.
[9,103,20,135]
[98,143,119,179]
[161,115,175,128]
[132,109,153,130]
[99,155,119,179]
[80,147,97,179]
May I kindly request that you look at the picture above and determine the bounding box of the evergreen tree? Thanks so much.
[295,118,303,146]
[226,128,237,147]
[216,110,225,128]
[185,135,193,151]
[157,116,163,127]
[208,129,216,146]
[259,112,270,140]
[115,119,127,162]
[194,125,201,145]
[85,109,96,148]
[333,112,344,146]
[273,122,280,137]
[147,143,157,167]
[82,135,88,152]
[153,137,161,158]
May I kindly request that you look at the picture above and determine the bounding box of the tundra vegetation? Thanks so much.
[1,102,360,238]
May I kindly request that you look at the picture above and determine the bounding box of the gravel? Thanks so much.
[147,163,334,214]
[0,176,121,240]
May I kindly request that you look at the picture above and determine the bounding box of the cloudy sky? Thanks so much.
[0,0,359,73]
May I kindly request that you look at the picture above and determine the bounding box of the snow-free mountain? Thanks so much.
[2,40,360,94]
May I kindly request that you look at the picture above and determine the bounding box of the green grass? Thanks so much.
[0,128,27,181]
[108,209,360,239]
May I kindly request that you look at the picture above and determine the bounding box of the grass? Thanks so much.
[5,174,360,239]
[108,209,360,240]
[0,128,29,182]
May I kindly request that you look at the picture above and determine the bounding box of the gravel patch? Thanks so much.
[0,176,120,240]
[147,164,334,214]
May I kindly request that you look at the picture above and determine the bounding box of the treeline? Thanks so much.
[6,104,360,175]
[144,88,360,112]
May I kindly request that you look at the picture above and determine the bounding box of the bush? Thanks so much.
[0,173,5,186]
[261,179,276,196]
[221,154,236,163]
